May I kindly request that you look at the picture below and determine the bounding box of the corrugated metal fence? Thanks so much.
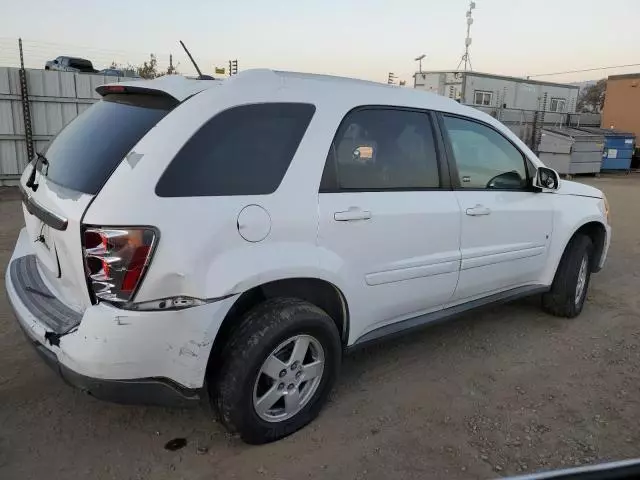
[470,105,601,148]
[0,67,133,186]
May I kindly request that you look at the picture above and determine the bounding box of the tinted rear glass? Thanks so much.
[322,108,440,191]
[69,59,93,71]
[155,103,315,197]
[40,94,172,194]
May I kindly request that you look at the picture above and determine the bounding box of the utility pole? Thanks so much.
[414,54,426,73]
[387,72,396,85]
[456,1,476,71]
[168,54,174,74]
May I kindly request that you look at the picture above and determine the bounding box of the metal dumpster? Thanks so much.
[538,128,604,175]
[574,127,635,171]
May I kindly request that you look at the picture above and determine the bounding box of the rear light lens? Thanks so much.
[103,85,126,93]
[82,227,157,303]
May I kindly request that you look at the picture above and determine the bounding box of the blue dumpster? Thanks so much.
[575,127,635,171]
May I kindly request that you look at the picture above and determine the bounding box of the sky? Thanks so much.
[1,0,639,84]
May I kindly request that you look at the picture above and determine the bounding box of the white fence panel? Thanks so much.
[0,67,137,186]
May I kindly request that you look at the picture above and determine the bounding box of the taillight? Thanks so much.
[102,85,126,93]
[82,227,157,303]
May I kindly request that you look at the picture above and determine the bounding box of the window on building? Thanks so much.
[549,98,566,112]
[321,108,440,191]
[474,90,493,106]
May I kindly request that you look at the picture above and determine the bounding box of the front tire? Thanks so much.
[212,298,341,444]
[542,234,594,318]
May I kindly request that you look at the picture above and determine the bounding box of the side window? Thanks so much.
[443,115,528,190]
[156,103,315,197]
[323,108,440,191]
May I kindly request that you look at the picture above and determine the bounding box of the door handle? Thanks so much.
[334,208,372,221]
[465,204,491,216]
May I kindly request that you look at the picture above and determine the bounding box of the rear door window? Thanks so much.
[40,94,174,194]
[155,103,315,197]
[321,108,441,191]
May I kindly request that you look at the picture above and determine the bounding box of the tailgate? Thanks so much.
[20,169,95,312]
[15,89,177,316]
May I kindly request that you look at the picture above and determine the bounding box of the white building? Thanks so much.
[414,71,580,113]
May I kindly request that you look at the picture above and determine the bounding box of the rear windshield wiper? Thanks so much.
[25,152,49,192]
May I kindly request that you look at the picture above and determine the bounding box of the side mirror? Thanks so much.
[533,167,560,190]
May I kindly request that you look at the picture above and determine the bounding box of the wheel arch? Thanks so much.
[570,221,607,272]
[551,220,607,281]
[205,277,349,383]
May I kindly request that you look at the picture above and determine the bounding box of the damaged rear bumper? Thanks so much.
[6,228,237,407]
[23,329,201,407]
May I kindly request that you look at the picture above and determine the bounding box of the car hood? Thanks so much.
[556,180,603,199]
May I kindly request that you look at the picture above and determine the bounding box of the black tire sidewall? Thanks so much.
[216,299,341,444]
[573,249,591,313]
[543,234,594,318]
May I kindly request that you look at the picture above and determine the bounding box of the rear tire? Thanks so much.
[212,298,341,444]
[542,234,594,318]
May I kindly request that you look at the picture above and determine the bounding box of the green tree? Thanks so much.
[137,54,159,79]
[577,79,606,113]
[111,55,178,78]
[107,60,139,78]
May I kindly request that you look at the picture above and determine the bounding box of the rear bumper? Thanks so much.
[19,323,201,407]
[6,228,238,406]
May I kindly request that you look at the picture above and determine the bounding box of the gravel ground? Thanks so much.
[1,175,640,480]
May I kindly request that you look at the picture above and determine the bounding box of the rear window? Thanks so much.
[69,58,93,71]
[155,103,315,197]
[40,94,173,194]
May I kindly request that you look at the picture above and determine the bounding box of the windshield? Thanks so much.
[39,94,172,194]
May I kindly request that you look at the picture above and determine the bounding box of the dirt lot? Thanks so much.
[1,175,640,480]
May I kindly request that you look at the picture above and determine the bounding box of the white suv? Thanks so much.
[7,70,611,444]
